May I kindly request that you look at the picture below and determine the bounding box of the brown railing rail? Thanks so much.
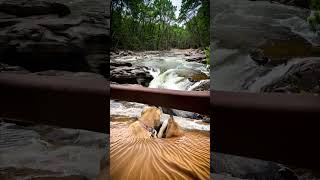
[212,91,320,169]
[1,73,320,169]
[110,84,210,115]
[0,73,109,133]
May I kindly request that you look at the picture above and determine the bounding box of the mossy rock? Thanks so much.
[191,73,209,81]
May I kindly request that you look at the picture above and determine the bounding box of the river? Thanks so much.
[211,0,319,92]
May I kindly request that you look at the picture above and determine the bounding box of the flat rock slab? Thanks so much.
[0,0,71,17]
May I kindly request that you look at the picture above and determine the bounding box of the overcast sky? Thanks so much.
[171,0,182,18]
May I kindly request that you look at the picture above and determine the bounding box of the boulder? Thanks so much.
[185,54,207,64]
[190,79,210,91]
[249,48,270,66]
[0,0,109,77]
[110,65,153,87]
[261,58,320,93]
[213,153,299,180]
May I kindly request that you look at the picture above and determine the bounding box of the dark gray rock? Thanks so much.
[32,70,106,80]
[249,48,270,66]
[110,61,132,67]
[185,54,207,64]
[0,0,71,17]
[213,152,299,180]
[191,79,210,91]
[271,0,310,9]
[110,65,153,87]
[0,0,109,77]
[0,62,30,73]
[262,58,320,93]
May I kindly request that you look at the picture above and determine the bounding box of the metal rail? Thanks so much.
[0,73,109,133]
[110,84,210,115]
[211,91,320,169]
[1,73,320,169]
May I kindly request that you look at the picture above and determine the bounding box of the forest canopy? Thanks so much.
[111,0,209,50]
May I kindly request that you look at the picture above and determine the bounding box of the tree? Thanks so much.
[111,0,209,50]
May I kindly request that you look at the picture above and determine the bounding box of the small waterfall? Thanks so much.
[135,52,210,91]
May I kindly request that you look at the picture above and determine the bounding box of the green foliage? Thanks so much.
[111,0,209,50]
[308,0,320,34]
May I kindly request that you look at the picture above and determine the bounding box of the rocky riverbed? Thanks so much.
[110,49,210,90]
[211,0,320,94]
[0,0,110,77]
[0,120,107,180]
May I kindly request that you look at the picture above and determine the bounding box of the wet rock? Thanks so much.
[249,48,270,65]
[0,0,109,77]
[32,70,106,80]
[184,49,207,64]
[110,65,153,87]
[261,58,320,94]
[185,54,207,64]
[213,153,299,180]
[191,79,210,91]
[0,63,30,73]
[257,38,319,66]
[271,0,310,9]
[0,0,71,17]
[0,167,89,180]
[191,73,209,81]
[117,50,135,56]
[110,60,132,67]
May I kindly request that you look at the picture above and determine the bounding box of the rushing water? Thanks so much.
[112,49,210,91]
[212,0,319,92]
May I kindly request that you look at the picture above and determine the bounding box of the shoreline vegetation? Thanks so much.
[111,0,209,51]
[308,0,320,34]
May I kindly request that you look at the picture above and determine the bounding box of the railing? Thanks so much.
[1,73,320,169]
[0,73,108,133]
[212,91,320,169]
[110,84,210,115]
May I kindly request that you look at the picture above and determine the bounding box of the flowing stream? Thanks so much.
[212,0,319,92]
[112,49,210,91]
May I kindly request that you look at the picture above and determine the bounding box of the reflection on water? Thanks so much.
[110,117,210,180]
